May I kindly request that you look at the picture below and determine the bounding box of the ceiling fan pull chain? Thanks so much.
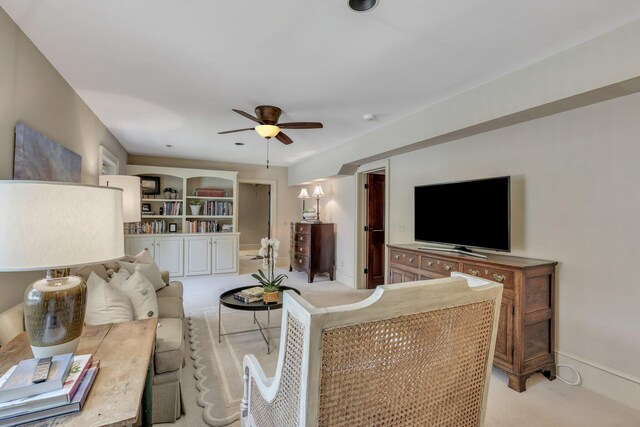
[266,138,270,169]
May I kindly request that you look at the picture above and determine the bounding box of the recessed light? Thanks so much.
[349,0,378,12]
[166,144,173,148]
[235,142,245,146]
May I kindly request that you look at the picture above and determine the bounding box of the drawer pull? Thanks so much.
[493,274,506,282]
[298,259,303,264]
[407,257,414,263]
[299,247,303,252]
[469,269,480,276]
[300,236,304,241]
[394,254,400,260]
[425,261,432,267]
[444,264,452,271]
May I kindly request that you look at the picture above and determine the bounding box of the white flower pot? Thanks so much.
[190,205,201,215]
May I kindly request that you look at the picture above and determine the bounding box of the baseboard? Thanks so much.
[335,269,355,288]
[555,350,640,411]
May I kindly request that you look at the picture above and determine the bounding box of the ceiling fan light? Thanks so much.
[255,124,281,139]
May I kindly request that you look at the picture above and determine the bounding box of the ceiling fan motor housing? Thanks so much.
[255,105,282,124]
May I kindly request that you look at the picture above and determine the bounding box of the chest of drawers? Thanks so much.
[289,222,335,283]
[388,244,557,392]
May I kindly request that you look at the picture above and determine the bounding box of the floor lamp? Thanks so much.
[0,181,125,357]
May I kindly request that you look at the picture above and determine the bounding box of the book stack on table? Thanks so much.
[234,286,264,303]
[0,354,98,426]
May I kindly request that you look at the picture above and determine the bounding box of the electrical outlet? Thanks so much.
[398,222,405,232]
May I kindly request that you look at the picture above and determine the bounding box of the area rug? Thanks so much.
[187,271,371,426]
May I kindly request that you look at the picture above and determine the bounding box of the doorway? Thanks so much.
[238,183,271,253]
[356,161,389,289]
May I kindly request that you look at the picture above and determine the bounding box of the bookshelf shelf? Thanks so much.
[186,196,233,201]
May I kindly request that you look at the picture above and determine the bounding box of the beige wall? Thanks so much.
[128,155,300,260]
[322,92,640,409]
[238,183,271,249]
[0,8,128,313]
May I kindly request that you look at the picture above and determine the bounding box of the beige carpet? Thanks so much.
[163,269,640,427]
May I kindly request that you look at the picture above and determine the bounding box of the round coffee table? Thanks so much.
[218,285,301,354]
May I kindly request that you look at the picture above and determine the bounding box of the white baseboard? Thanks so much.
[555,350,640,411]
[335,269,355,288]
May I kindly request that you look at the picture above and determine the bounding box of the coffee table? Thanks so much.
[219,286,300,354]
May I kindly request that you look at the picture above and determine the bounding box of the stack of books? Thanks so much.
[234,286,264,303]
[0,354,98,426]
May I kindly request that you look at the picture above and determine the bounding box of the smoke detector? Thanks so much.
[363,113,376,121]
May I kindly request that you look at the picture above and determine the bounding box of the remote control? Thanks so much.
[32,357,52,383]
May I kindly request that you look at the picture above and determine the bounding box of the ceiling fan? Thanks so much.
[218,105,323,145]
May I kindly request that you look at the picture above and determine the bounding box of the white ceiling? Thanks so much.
[2,1,640,167]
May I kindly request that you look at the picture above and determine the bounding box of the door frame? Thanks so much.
[238,178,277,246]
[355,159,390,289]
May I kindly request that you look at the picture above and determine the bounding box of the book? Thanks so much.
[0,362,100,426]
[0,354,93,420]
[233,293,263,303]
[0,353,73,403]
[239,286,264,298]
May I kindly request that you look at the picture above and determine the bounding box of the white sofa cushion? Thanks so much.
[118,250,166,291]
[110,271,159,320]
[85,272,134,326]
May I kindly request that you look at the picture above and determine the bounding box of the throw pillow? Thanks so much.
[118,259,165,291]
[85,272,134,326]
[133,249,155,264]
[110,271,159,320]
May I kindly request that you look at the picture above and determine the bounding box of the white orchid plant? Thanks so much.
[252,237,287,293]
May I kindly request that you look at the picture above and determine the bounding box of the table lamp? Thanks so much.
[297,188,309,221]
[0,181,124,357]
[312,184,324,223]
[99,175,141,222]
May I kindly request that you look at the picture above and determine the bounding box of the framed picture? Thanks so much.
[169,223,177,233]
[140,176,160,195]
[142,203,152,212]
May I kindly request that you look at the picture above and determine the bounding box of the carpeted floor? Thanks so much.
[159,264,640,426]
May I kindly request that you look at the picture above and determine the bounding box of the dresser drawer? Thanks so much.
[293,223,311,234]
[389,250,419,268]
[421,256,459,275]
[462,263,515,290]
[293,241,310,256]
[293,233,311,245]
[292,253,310,270]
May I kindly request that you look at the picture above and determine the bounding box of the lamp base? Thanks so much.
[24,276,86,357]
[31,337,81,358]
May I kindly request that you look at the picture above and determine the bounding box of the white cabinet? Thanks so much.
[155,236,184,277]
[213,235,238,274]
[185,236,212,276]
[125,236,184,277]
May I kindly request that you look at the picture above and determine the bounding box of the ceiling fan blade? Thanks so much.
[218,127,255,135]
[275,132,293,145]
[276,122,323,129]
[232,109,263,124]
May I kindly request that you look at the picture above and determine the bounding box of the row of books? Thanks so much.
[0,354,98,426]
[133,220,168,234]
[201,201,233,216]
[234,286,264,303]
[161,201,183,216]
[194,188,225,197]
[186,220,220,233]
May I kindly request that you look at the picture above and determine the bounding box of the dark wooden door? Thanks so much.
[366,173,385,288]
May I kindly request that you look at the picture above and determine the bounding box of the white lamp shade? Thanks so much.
[298,188,310,199]
[254,125,281,139]
[99,175,141,222]
[0,181,125,271]
[312,184,324,198]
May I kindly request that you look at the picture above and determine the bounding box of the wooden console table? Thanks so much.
[387,244,557,392]
[0,318,158,426]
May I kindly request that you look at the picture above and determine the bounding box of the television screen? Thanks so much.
[414,176,510,252]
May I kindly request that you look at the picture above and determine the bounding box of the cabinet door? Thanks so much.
[185,236,212,276]
[389,268,417,284]
[155,236,184,277]
[125,237,155,259]
[494,297,514,366]
[213,235,238,274]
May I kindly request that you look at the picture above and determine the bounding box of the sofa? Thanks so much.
[0,263,186,424]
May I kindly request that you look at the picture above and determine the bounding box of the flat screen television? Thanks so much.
[414,176,510,254]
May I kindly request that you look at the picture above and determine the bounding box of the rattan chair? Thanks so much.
[241,274,503,427]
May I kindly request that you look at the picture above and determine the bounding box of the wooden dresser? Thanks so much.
[387,244,557,392]
[290,222,335,283]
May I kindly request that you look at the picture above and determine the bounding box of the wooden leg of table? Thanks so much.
[141,360,153,426]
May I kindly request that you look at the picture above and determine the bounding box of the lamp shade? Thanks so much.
[312,184,325,198]
[0,181,125,271]
[99,175,141,222]
[255,125,281,139]
[298,188,310,199]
